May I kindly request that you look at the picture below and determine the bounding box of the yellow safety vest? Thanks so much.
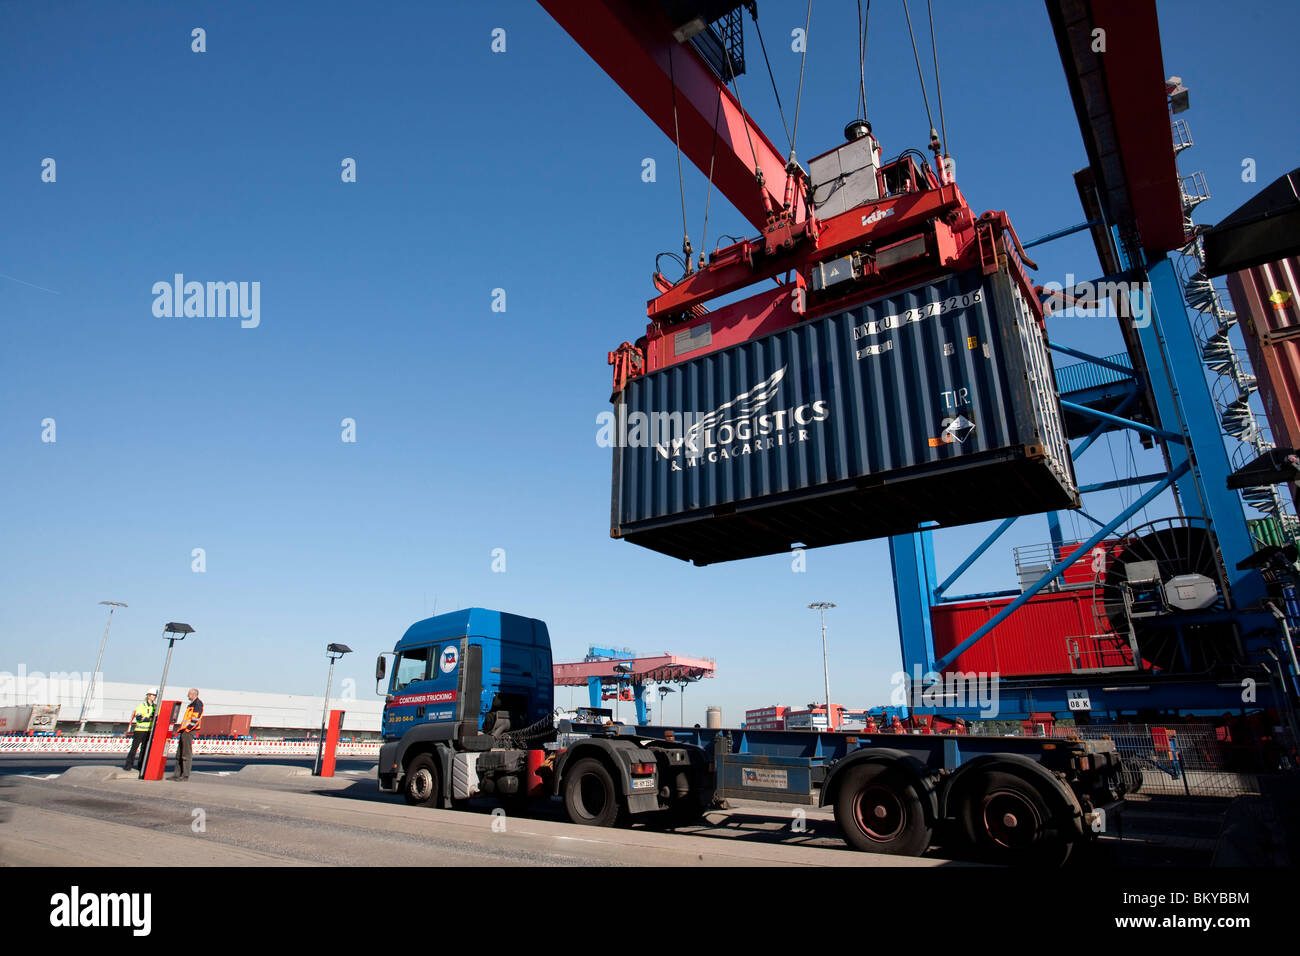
[132,703,156,733]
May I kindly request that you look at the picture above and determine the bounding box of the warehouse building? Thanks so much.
[1,678,384,739]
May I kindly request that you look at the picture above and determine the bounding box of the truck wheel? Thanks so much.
[959,770,1072,866]
[834,763,932,856]
[403,754,441,808]
[562,757,626,828]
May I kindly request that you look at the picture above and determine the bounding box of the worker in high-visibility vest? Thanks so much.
[170,688,204,781]
[122,688,157,771]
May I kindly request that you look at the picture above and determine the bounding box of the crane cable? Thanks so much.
[902,0,937,146]
[667,43,693,272]
[751,8,793,153]
[927,0,950,166]
[789,0,813,158]
[856,0,870,121]
[700,86,723,268]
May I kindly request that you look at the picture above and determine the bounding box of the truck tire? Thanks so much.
[403,754,441,808]
[562,757,626,828]
[834,763,932,856]
[958,769,1073,866]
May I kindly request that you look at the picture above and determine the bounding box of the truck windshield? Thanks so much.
[393,648,430,692]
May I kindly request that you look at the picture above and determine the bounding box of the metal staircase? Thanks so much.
[1170,119,1298,538]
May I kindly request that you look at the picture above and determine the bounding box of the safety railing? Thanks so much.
[1047,724,1266,797]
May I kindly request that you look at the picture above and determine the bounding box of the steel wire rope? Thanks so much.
[667,43,693,271]
[926,0,949,161]
[789,0,813,157]
[902,0,936,139]
[856,0,870,120]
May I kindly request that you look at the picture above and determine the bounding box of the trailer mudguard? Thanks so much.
[554,737,659,812]
[819,747,940,822]
[940,752,1084,835]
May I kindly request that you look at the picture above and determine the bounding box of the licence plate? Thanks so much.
[632,777,655,790]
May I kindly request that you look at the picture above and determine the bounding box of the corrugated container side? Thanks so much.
[932,590,1132,677]
[1229,257,1300,452]
[611,267,1079,565]
[197,714,253,737]
[1229,257,1300,511]
[0,706,34,734]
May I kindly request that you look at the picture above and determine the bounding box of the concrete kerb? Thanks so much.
[58,765,139,783]
[236,764,313,782]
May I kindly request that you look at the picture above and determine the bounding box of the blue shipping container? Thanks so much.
[610,266,1078,565]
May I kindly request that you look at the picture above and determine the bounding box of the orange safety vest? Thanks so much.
[179,701,203,733]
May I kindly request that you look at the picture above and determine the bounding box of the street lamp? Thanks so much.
[78,601,127,734]
[658,685,675,725]
[808,602,836,731]
[315,643,353,775]
[676,679,692,725]
[140,622,195,776]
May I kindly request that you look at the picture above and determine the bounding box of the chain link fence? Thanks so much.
[1046,724,1265,797]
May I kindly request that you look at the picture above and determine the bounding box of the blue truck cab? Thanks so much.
[379,608,552,746]
[376,608,712,825]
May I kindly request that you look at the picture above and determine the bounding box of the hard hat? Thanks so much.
[146,688,158,696]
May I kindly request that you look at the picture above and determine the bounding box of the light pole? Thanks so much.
[676,679,690,725]
[809,602,836,731]
[140,622,194,776]
[315,643,353,775]
[78,601,127,734]
[658,685,675,725]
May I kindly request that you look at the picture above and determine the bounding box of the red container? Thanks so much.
[1053,539,1123,588]
[196,714,252,738]
[931,590,1134,677]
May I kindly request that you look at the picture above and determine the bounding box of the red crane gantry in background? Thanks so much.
[553,652,716,723]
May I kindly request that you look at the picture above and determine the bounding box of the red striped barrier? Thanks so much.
[0,735,380,757]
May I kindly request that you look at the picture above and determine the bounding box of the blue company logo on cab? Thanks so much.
[440,645,459,674]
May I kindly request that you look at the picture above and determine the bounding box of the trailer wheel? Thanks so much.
[1119,756,1146,795]
[403,754,440,808]
[562,757,626,828]
[959,770,1072,866]
[834,763,932,856]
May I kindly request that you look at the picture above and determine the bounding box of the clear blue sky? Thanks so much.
[2,1,1297,724]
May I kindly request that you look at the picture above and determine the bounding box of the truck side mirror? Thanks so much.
[375,656,387,681]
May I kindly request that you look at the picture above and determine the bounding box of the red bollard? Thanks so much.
[141,700,180,780]
[525,748,546,796]
[318,709,345,777]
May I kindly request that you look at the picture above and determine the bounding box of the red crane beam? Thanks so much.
[552,653,716,686]
[538,0,794,234]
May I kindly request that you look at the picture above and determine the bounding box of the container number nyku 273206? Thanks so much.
[852,289,984,358]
